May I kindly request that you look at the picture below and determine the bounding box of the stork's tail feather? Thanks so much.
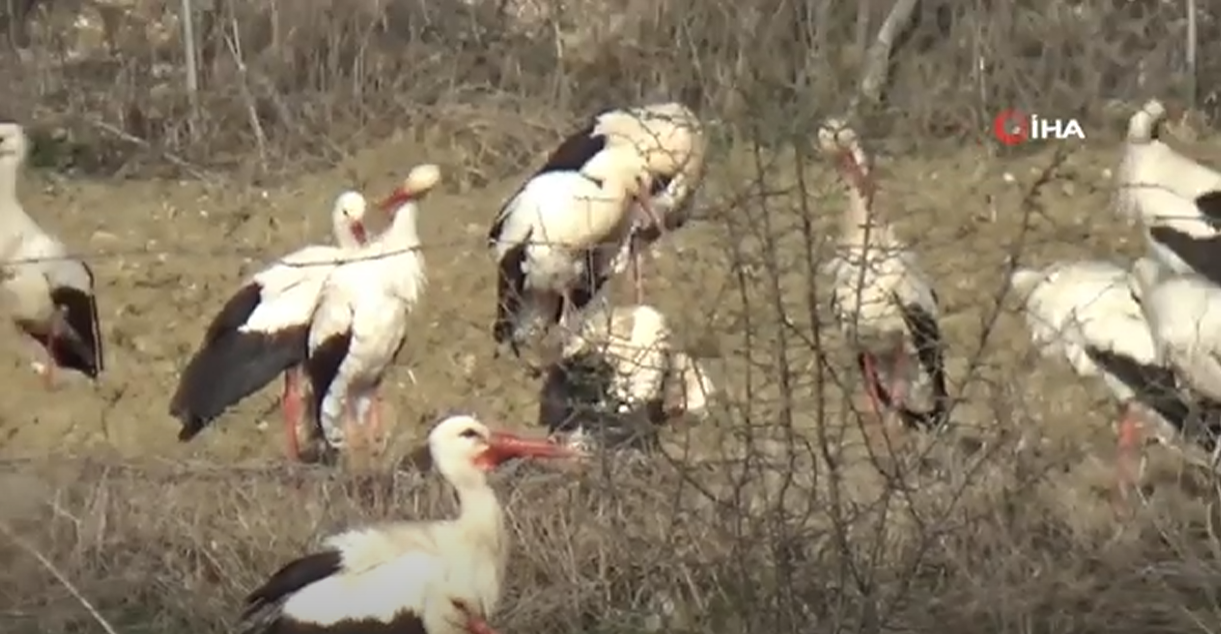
[48,286,104,379]
[1127,99,1167,144]
[170,327,309,440]
[305,331,352,442]
[241,549,343,621]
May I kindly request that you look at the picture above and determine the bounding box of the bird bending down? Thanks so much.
[238,415,583,634]
[306,165,434,460]
[1116,99,1221,282]
[538,303,715,452]
[1009,259,1199,499]
[169,191,371,459]
[533,102,707,305]
[0,122,103,387]
[819,120,948,440]
[489,145,655,358]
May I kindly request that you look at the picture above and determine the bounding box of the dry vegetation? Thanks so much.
[2,0,1221,633]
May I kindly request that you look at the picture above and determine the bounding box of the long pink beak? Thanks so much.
[378,187,414,214]
[475,429,583,469]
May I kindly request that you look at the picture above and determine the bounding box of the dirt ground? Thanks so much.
[0,130,1218,488]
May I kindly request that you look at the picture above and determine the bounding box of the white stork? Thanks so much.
[528,102,707,303]
[488,145,654,357]
[0,122,103,387]
[1009,259,1194,496]
[1117,99,1221,282]
[1128,257,1221,457]
[306,164,435,458]
[238,414,583,634]
[819,120,948,433]
[538,303,715,452]
[169,191,371,459]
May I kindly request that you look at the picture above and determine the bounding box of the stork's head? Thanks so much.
[427,415,582,484]
[378,163,442,215]
[0,122,28,164]
[330,191,370,247]
[817,118,874,202]
[582,146,653,200]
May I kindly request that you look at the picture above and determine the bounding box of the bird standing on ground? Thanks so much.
[489,145,654,358]
[306,165,435,460]
[530,102,707,304]
[238,414,583,634]
[538,303,715,452]
[1009,259,1198,497]
[1116,99,1221,282]
[819,120,948,437]
[0,122,103,387]
[169,191,371,459]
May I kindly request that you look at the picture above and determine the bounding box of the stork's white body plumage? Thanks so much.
[489,146,653,355]
[819,120,947,431]
[306,166,434,455]
[169,192,370,459]
[1130,259,1221,404]
[1009,260,1161,402]
[540,303,715,451]
[523,102,706,306]
[0,122,103,385]
[239,415,580,634]
[1117,99,1221,281]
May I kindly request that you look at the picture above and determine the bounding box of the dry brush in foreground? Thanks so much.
[1,445,1221,634]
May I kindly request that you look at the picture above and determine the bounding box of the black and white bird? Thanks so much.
[306,165,434,458]
[169,191,371,459]
[819,119,948,432]
[0,121,103,386]
[1009,258,1202,494]
[531,102,707,303]
[538,303,714,452]
[238,414,582,634]
[489,145,654,356]
[1128,257,1221,456]
[1117,99,1221,282]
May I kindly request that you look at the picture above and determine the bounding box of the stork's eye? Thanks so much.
[459,428,481,439]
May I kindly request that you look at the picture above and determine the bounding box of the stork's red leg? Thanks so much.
[887,349,909,409]
[859,352,888,420]
[1115,402,1144,504]
[363,391,385,454]
[631,247,646,305]
[281,368,302,460]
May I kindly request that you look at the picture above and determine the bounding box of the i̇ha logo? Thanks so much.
[992,109,1086,146]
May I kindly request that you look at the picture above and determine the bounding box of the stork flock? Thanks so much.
[0,97,1220,633]
[1011,98,1221,500]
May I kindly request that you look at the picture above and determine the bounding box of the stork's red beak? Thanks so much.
[474,430,584,469]
[349,221,368,245]
[378,187,414,214]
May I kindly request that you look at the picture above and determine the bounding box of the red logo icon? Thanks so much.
[993,109,1029,146]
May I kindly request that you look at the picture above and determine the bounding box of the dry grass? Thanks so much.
[2,0,1221,633]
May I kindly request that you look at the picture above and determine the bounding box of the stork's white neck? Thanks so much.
[0,157,19,209]
[381,201,422,248]
[332,216,362,250]
[452,478,507,561]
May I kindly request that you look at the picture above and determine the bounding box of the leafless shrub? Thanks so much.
[2,1,1221,634]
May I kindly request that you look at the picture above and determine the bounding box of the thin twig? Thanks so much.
[0,521,120,634]
[87,117,214,181]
